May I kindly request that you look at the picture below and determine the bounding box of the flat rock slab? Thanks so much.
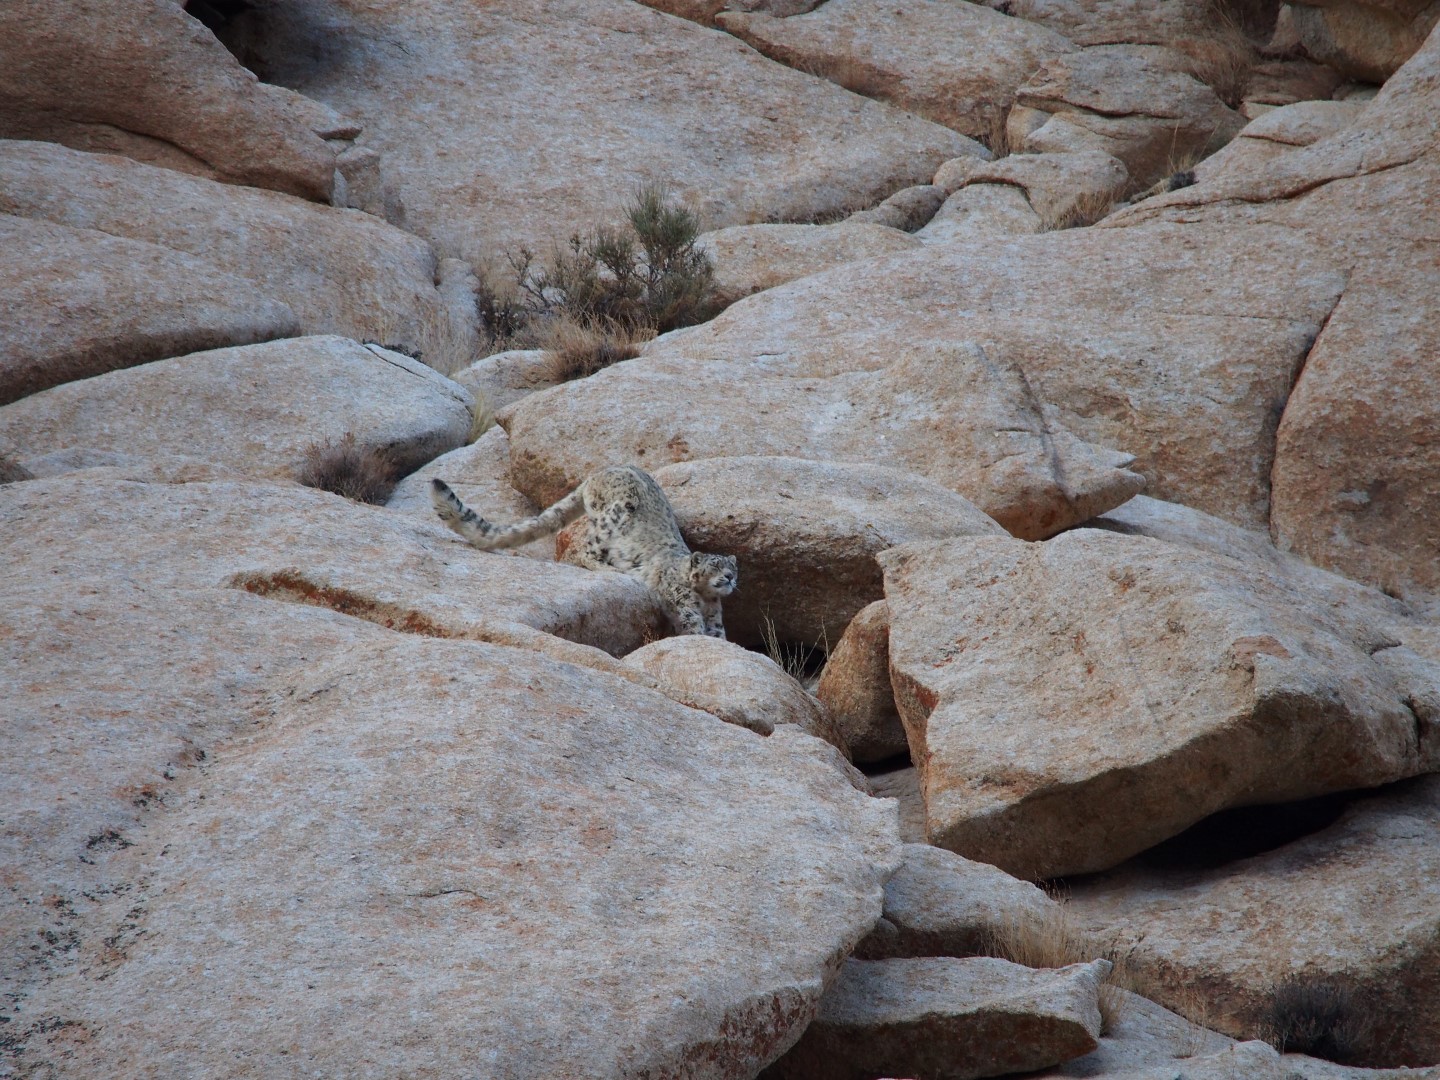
[0,336,471,481]
[0,141,468,364]
[1066,776,1440,1068]
[699,221,922,302]
[718,0,1075,140]
[856,843,1057,961]
[0,0,335,200]
[8,626,901,1078]
[0,472,665,654]
[0,214,298,405]
[217,0,971,260]
[505,345,1144,544]
[623,635,848,752]
[640,220,1343,530]
[881,530,1439,879]
[764,956,1107,1080]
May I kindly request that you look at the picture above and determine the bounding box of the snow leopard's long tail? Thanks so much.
[430,478,585,550]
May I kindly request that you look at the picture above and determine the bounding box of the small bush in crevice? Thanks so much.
[491,184,722,341]
[1263,976,1373,1061]
[295,433,398,505]
[1039,189,1117,231]
[538,317,651,385]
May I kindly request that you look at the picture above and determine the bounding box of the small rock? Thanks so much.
[698,221,921,302]
[815,600,908,764]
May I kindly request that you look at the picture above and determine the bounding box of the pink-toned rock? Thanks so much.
[1288,0,1440,81]
[212,0,971,260]
[815,600,908,764]
[881,529,1439,879]
[916,182,1042,242]
[765,957,1108,1080]
[962,149,1128,227]
[718,0,1075,140]
[624,635,849,753]
[506,344,1144,544]
[0,0,336,200]
[0,214,298,405]
[1067,776,1440,1068]
[0,337,472,482]
[0,140,471,364]
[4,585,901,1077]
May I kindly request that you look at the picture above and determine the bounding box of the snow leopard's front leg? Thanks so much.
[699,597,727,640]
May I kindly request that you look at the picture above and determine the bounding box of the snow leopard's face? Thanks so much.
[689,553,738,597]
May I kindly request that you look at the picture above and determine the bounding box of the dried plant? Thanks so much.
[1263,976,1373,1062]
[295,433,398,505]
[1039,189,1117,231]
[1173,0,1259,108]
[538,317,650,384]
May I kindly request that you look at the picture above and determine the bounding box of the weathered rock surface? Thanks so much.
[1288,0,1440,81]
[1066,776,1440,1068]
[869,765,928,844]
[451,349,554,416]
[718,0,1075,140]
[881,529,1439,879]
[983,0,1277,51]
[215,0,971,260]
[387,427,555,561]
[0,336,472,481]
[1012,45,1245,192]
[915,181,1043,242]
[0,472,665,654]
[506,345,1144,544]
[640,219,1344,530]
[816,600,908,764]
[764,956,1108,1080]
[6,610,902,1077]
[856,843,1058,961]
[962,150,1128,227]
[0,0,336,201]
[642,456,1007,646]
[0,140,469,364]
[699,221,921,301]
[0,214,298,405]
[1032,988,1236,1077]
[623,636,848,751]
[844,183,949,231]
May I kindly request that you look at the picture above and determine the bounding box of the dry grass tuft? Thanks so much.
[981,107,1011,160]
[0,451,33,484]
[295,433,399,505]
[1040,189,1116,231]
[538,318,650,384]
[467,393,497,444]
[760,613,811,682]
[1263,976,1374,1062]
[1173,0,1259,108]
[984,901,1137,1035]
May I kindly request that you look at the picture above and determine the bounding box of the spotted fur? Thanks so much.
[430,466,738,638]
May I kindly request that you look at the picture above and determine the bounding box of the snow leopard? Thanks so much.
[429,465,738,639]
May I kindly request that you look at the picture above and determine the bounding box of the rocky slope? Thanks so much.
[2,0,1438,1077]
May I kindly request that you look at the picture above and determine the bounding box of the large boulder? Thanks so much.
[0,0,336,201]
[881,529,1439,879]
[210,0,972,260]
[699,221,922,302]
[763,956,1108,1080]
[960,150,1129,228]
[1288,0,1440,81]
[717,0,1075,140]
[4,585,902,1077]
[640,221,1341,531]
[0,472,666,654]
[0,214,298,405]
[0,140,472,365]
[0,336,472,482]
[1066,776,1440,1068]
[505,345,1144,545]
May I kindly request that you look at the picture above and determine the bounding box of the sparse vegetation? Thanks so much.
[467,394,497,444]
[295,433,399,505]
[760,614,812,682]
[984,901,1140,1034]
[538,317,650,384]
[492,184,721,343]
[1263,976,1373,1061]
[1039,189,1116,231]
[1173,1,1258,109]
